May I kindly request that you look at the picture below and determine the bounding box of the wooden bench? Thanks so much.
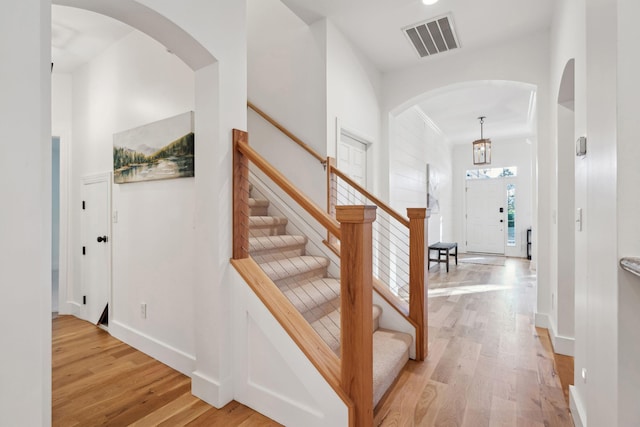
[428,242,458,272]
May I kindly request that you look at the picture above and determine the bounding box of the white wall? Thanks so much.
[585,0,619,424]
[326,20,382,191]
[0,0,51,425]
[247,0,327,206]
[247,1,384,207]
[553,103,575,355]
[452,139,533,258]
[548,0,588,423]
[67,30,197,371]
[616,0,640,425]
[391,107,452,245]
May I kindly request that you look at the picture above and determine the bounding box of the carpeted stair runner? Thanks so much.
[247,193,412,406]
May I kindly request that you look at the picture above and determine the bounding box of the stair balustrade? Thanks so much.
[235,104,428,424]
[233,129,416,426]
[327,161,428,360]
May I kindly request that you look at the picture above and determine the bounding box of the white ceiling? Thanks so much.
[416,81,537,145]
[52,6,132,73]
[52,1,551,143]
[281,0,553,72]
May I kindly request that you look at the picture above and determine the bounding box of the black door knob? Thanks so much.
[97,236,108,243]
[499,219,504,223]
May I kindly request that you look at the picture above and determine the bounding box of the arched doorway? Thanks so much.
[51,0,232,409]
[388,80,537,260]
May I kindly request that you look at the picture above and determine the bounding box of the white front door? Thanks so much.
[81,174,111,325]
[336,132,367,205]
[466,178,505,254]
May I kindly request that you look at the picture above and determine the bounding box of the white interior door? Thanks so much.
[466,178,505,254]
[81,174,111,324]
[336,132,367,205]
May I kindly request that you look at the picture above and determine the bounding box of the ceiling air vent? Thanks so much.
[403,15,459,58]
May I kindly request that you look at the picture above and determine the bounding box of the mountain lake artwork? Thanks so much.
[113,111,194,184]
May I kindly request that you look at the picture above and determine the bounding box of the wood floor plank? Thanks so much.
[374,257,575,427]
[52,316,280,427]
[54,257,575,427]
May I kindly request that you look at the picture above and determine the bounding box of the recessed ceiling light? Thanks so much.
[422,0,439,5]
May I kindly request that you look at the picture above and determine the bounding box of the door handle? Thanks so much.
[97,236,108,243]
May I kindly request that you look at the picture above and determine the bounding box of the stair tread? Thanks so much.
[310,305,383,354]
[259,255,329,282]
[249,216,288,226]
[248,198,269,207]
[249,235,307,253]
[373,329,412,406]
[282,277,340,315]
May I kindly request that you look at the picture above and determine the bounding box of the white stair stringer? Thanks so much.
[232,268,349,427]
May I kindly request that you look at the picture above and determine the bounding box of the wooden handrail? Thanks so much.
[329,164,410,228]
[247,101,327,167]
[236,139,341,239]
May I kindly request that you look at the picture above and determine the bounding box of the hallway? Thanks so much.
[52,257,573,426]
[375,257,573,426]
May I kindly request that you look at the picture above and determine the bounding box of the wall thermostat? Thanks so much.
[576,136,587,156]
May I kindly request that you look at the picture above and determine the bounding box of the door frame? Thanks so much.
[335,119,373,191]
[80,172,113,325]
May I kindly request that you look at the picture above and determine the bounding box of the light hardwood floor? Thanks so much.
[52,315,280,426]
[375,256,574,426]
[53,256,573,426]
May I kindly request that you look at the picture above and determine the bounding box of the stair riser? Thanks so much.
[300,298,340,324]
[251,246,306,264]
[249,206,269,216]
[274,268,327,289]
[249,225,287,237]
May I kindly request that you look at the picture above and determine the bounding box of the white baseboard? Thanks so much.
[534,312,574,356]
[191,370,234,409]
[110,320,195,376]
[570,385,587,427]
[60,301,82,317]
[548,318,575,356]
[535,311,549,328]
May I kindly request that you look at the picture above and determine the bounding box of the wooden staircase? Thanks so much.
[248,190,413,406]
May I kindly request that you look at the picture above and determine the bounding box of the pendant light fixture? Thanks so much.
[472,116,491,165]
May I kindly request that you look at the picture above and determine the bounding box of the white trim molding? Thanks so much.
[570,385,587,427]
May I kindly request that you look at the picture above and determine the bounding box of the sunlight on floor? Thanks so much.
[428,283,513,297]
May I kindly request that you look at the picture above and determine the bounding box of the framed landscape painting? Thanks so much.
[113,111,194,184]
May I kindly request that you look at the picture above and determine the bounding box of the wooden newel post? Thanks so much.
[233,129,250,260]
[407,208,428,361]
[336,205,376,427]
